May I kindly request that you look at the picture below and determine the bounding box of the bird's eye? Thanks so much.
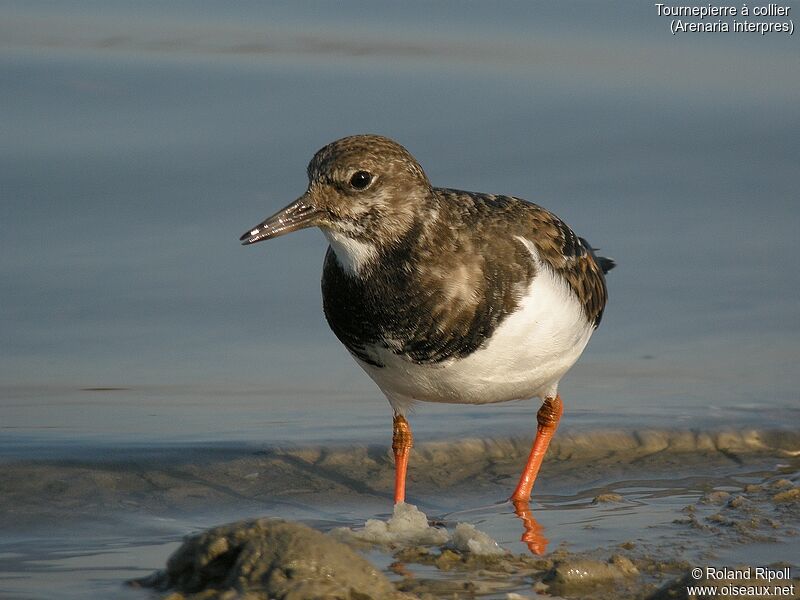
[349,170,373,190]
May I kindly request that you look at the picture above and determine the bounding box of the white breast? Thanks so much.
[323,230,378,275]
[356,237,595,414]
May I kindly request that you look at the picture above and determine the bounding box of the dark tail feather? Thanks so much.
[579,237,616,275]
[597,256,616,274]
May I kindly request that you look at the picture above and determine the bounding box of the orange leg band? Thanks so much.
[511,394,563,503]
[392,413,413,504]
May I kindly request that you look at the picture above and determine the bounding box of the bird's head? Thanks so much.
[240,135,433,253]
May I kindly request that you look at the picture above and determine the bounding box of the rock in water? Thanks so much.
[131,518,408,600]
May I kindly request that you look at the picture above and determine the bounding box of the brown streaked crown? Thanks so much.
[305,135,434,244]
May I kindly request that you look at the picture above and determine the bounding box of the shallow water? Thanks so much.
[2,430,798,598]
[1,2,799,598]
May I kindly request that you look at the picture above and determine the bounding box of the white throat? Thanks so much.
[323,230,378,275]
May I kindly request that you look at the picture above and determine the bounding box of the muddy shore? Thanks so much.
[4,427,796,599]
[129,453,799,599]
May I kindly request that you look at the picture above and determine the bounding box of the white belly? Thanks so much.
[357,262,595,414]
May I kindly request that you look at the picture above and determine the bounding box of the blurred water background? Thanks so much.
[2,1,798,449]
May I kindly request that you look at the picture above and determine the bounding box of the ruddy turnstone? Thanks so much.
[241,134,614,506]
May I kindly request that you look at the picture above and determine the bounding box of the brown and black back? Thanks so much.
[321,188,613,368]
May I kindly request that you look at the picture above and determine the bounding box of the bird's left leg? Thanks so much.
[392,412,413,504]
[511,394,563,502]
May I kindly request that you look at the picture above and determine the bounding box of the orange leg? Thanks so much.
[392,413,413,504]
[511,394,563,503]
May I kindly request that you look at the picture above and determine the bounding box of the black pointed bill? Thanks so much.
[240,196,320,245]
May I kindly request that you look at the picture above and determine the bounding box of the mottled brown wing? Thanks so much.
[516,199,611,327]
[438,189,611,327]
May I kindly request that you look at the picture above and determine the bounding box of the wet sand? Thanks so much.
[2,427,798,598]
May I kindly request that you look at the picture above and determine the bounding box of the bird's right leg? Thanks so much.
[392,412,413,504]
[511,394,563,502]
